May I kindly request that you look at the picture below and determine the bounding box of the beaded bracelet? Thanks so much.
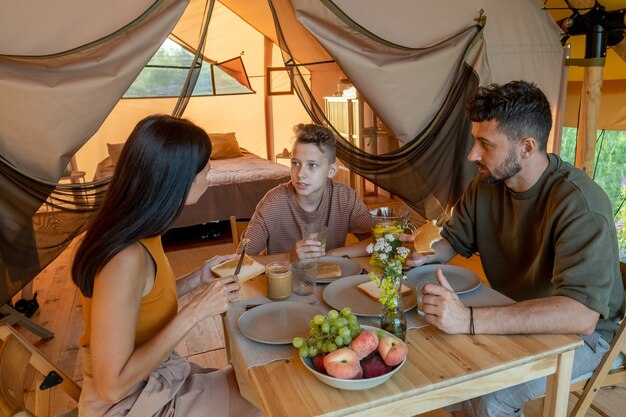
[469,306,475,335]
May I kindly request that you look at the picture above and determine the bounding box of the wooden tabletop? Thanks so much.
[248,327,581,417]
[237,255,582,417]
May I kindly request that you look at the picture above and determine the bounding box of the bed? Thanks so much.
[94,143,291,228]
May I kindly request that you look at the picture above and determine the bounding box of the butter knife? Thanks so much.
[234,241,248,276]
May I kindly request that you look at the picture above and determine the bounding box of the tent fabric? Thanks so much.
[0,0,189,304]
[273,0,487,221]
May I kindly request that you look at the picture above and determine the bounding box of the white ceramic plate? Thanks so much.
[300,325,407,390]
[238,302,326,344]
[405,264,481,294]
[316,256,363,284]
[322,274,417,317]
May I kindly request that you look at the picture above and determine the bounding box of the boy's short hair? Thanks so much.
[293,123,337,162]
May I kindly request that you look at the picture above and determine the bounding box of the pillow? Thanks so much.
[107,142,125,166]
[209,132,243,160]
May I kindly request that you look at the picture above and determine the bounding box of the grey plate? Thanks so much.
[238,301,325,344]
[405,264,481,294]
[316,256,363,284]
[322,274,417,317]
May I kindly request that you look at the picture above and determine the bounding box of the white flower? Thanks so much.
[384,233,395,242]
[378,253,388,261]
[397,246,410,256]
[366,243,374,254]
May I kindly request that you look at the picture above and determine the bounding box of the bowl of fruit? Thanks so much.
[292,308,408,391]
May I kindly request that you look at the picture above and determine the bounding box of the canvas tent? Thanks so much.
[0,0,624,308]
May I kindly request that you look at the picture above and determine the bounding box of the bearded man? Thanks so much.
[404,80,625,416]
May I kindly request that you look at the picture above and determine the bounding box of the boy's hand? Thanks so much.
[292,239,325,261]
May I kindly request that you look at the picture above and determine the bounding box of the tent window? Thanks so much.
[560,127,626,262]
[123,39,253,98]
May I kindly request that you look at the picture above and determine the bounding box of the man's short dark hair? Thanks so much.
[293,123,337,162]
[466,80,552,151]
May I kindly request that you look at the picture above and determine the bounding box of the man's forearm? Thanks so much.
[473,296,599,335]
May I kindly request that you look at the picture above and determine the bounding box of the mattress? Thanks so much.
[94,151,291,227]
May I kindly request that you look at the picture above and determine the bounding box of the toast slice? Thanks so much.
[316,262,342,279]
[210,254,265,282]
[356,280,413,301]
[413,220,442,255]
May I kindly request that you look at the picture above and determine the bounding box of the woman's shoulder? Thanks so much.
[97,242,152,290]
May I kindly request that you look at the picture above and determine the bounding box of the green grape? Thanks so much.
[338,327,351,338]
[299,346,310,357]
[336,317,348,328]
[295,308,362,357]
[313,314,325,325]
[321,322,330,333]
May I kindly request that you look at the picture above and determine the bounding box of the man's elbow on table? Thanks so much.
[564,298,600,336]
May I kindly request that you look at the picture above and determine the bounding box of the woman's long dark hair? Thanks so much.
[72,115,211,296]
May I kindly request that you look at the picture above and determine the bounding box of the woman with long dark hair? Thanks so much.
[72,115,260,416]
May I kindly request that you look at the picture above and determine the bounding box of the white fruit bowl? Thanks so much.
[299,325,407,390]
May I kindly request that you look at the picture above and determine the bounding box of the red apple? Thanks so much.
[349,330,379,359]
[378,335,408,366]
[312,353,326,373]
[323,347,362,379]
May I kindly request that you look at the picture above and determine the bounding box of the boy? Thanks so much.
[244,123,372,261]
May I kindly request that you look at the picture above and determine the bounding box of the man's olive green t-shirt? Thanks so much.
[442,154,625,341]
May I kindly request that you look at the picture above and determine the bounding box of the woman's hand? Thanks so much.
[184,274,241,322]
[198,254,238,285]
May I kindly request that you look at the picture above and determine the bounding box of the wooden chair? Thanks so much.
[0,324,80,417]
[229,216,250,251]
[568,262,626,417]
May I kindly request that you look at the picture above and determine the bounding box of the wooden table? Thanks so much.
[229,256,582,417]
[248,327,581,417]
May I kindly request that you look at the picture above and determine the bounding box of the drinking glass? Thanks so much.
[291,261,317,296]
[301,223,327,251]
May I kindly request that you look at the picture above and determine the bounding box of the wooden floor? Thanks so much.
[10,212,626,417]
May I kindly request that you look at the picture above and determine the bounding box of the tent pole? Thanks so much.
[264,37,275,161]
[551,44,570,155]
[574,24,606,178]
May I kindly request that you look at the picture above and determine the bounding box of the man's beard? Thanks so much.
[477,149,522,185]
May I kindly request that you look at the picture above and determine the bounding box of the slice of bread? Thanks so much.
[210,254,265,282]
[356,280,413,301]
[413,220,442,255]
[316,262,342,279]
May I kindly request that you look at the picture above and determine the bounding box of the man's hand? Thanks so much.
[398,233,434,267]
[422,268,471,334]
